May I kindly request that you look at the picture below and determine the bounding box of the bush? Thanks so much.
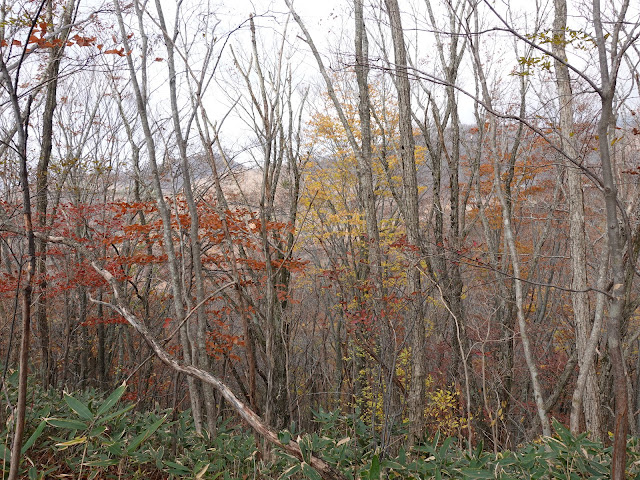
[3,378,640,479]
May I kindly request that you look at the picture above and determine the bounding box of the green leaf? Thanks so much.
[126,414,166,454]
[46,418,88,430]
[299,434,312,464]
[64,393,93,420]
[97,382,127,416]
[381,459,404,470]
[438,437,454,459]
[369,454,380,480]
[21,419,47,454]
[84,458,120,467]
[154,445,165,469]
[96,403,135,425]
[88,425,107,437]
[279,430,291,445]
[300,461,323,480]
[0,443,10,463]
[279,464,301,479]
[460,468,495,478]
[163,459,190,475]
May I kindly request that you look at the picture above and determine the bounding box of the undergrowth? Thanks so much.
[2,374,640,479]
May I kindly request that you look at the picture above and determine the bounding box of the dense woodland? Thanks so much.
[2,0,640,478]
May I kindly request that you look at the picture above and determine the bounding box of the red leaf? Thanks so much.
[104,48,125,56]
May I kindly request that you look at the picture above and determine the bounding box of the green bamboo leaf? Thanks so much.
[300,462,322,480]
[126,414,166,454]
[163,460,190,475]
[298,434,312,464]
[88,425,107,437]
[84,458,120,467]
[279,430,291,445]
[369,454,380,480]
[0,443,9,462]
[21,419,47,454]
[64,393,93,420]
[459,468,495,479]
[46,418,88,430]
[97,403,135,425]
[279,464,301,479]
[97,382,127,417]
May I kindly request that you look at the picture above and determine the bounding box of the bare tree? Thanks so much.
[552,0,602,439]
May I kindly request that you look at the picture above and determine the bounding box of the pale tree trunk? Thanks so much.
[113,0,204,433]
[354,0,400,440]
[467,22,551,437]
[88,257,346,480]
[354,0,384,324]
[491,129,551,438]
[286,0,396,434]
[155,0,217,435]
[227,16,299,429]
[383,0,424,443]
[411,0,470,440]
[552,0,602,439]
[354,0,402,448]
[251,17,289,430]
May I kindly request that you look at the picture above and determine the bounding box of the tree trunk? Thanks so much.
[383,0,424,442]
[113,0,204,433]
[592,0,629,475]
[34,0,75,390]
[552,0,602,439]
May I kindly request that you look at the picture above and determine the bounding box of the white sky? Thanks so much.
[121,0,640,164]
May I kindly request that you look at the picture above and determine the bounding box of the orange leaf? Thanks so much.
[12,39,22,46]
[155,57,163,62]
[72,34,96,47]
[104,48,125,56]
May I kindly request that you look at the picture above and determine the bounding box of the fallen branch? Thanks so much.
[88,258,345,480]
[17,232,348,479]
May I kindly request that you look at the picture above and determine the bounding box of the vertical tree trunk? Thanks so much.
[383,0,424,442]
[592,0,629,475]
[552,0,602,439]
[155,0,217,434]
[468,22,551,437]
[113,0,204,433]
[1,72,36,480]
[34,0,75,390]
